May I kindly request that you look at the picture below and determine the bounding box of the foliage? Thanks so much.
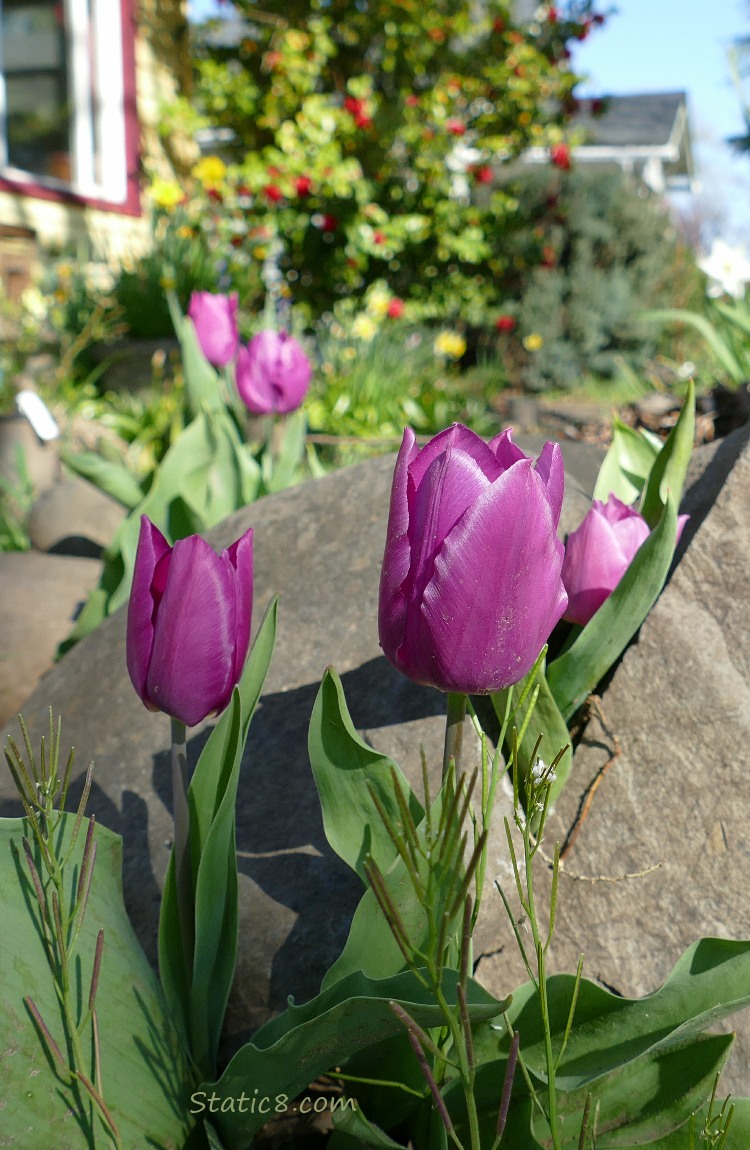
[166,0,605,324]
[0,444,33,552]
[495,168,701,391]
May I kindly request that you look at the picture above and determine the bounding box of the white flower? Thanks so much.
[697,239,750,300]
[531,758,556,784]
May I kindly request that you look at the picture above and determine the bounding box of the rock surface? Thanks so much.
[2,427,749,1095]
[0,551,101,727]
[28,474,126,557]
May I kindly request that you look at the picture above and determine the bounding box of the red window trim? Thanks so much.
[0,0,141,217]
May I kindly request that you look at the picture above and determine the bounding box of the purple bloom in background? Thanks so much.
[127,516,253,726]
[187,291,240,367]
[378,424,568,694]
[235,330,312,415]
[562,495,688,626]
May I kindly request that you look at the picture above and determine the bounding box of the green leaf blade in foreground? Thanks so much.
[639,379,695,529]
[200,969,506,1149]
[593,416,661,504]
[492,661,572,810]
[62,449,145,509]
[546,492,678,720]
[0,815,194,1149]
[309,667,424,881]
[644,308,745,385]
[168,290,224,415]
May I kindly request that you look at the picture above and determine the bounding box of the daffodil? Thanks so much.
[697,239,750,300]
[523,332,544,351]
[434,331,466,359]
[192,156,227,190]
[149,179,185,210]
[352,314,378,342]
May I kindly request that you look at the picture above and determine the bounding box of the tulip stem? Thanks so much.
[443,693,468,780]
[170,718,194,989]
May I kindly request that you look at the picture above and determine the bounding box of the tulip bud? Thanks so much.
[378,425,568,694]
[127,517,253,726]
[235,329,312,415]
[562,495,688,626]
[187,291,240,367]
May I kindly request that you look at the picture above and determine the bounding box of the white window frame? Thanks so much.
[0,0,128,203]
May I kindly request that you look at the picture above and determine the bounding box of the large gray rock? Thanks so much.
[28,474,127,557]
[2,427,748,1084]
[0,551,101,727]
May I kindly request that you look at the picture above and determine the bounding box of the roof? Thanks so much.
[572,92,687,149]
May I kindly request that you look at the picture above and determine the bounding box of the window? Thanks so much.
[0,0,133,205]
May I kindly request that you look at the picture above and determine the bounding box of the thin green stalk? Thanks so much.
[443,693,468,779]
[170,717,194,989]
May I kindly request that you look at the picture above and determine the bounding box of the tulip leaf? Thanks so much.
[167,289,225,415]
[0,815,195,1149]
[532,1033,732,1148]
[159,598,278,1078]
[477,937,750,1093]
[639,379,695,529]
[62,449,145,509]
[329,1108,409,1148]
[199,968,505,1149]
[309,667,424,883]
[546,492,678,720]
[592,416,660,505]
[492,661,572,812]
[262,408,308,494]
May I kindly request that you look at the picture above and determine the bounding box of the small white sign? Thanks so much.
[15,390,60,441]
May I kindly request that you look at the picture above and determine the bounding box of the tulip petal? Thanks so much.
[126,516,171,707]
[534,441,565,530]
[235,343,275,414]
[378,429,421,659]
[404,461,568,692]
[225,528,254,685]
[562,505,638,626]
[408,424,504,489]
[488,427,527,470]
[145,535,238,726]
[405,445,493,616]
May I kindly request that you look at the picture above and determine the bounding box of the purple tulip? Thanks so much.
[187,291,240,367]
[378,424,568,694]
[235,330,312,415]
[127,516,253,726]
[562,495,688,626]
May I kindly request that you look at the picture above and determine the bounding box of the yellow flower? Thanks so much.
[342,346,357,361]
[434,331,466,359]
[523,332,544,352]
[149,179,185,210]
[367,285,391,318]
[192,155,227,190]
[352,314,378,342]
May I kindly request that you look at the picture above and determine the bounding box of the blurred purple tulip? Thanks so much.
[235,330,312,415]
[187,291,240,367]
[127,516,253,726]
[562,495,688,626]
[378,424,568,694]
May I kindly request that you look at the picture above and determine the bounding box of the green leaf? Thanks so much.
[329,1107,410,1148]
[645,309,746,386]
[615,1098,750,1149]
[639,379,695,528]
[159,600,278,1077]
[0,815,194,1148]
[62,450,144,509]
[199,968,506,1149]
[546,492,678,720]
[309,667,424,882]
[264,408,308,493]
[482,937,750,1093]
[592,416,661,505]
[530,1034,733,1148]
[167,290,225,415]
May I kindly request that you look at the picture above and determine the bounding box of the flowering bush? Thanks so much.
[162,0,606,325]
